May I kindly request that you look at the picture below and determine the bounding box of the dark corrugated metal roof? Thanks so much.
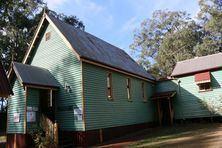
[0,61,12,97]
[151,91,176,99]
[171,53,222,76]
[47,15,154,80]
[13,62,60,88]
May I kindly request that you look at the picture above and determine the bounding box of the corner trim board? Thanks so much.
[81,60,86,130]
[24,86,27,134]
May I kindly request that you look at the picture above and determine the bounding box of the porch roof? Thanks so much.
[13,62,60,89]
[151,91,176,99]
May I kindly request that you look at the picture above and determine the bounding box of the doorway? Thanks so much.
[40,89,55,122]
[160,99,172,125]
[151,91,176,126]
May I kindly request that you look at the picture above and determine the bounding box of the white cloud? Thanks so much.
[67,0,104,17]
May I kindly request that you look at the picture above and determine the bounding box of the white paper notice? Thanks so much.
[14,113,20,123]
[27,112,36,122]
[73,106,83,121]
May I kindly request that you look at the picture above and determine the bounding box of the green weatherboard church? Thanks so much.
[6,13,222,147]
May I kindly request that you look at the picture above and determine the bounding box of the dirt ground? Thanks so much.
[97,123,222,148]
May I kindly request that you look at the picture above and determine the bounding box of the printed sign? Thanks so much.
[27,111,36,122]
[73,106,83,121]
[27,106,32,111]
[32,107,38,111]
[14,113,20,123]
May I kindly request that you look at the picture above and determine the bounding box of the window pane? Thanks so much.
[107,77,110,88]
[142,82,145,98]
[127,78,131,100]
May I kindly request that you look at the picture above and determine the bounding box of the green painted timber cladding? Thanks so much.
[26,88,41,132]
[156,70,222,119]
[7,80,25,133]
[83,62,154,130]
[29,23,83,131]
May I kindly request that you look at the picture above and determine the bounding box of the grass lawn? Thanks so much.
[0,135,6,143]
[129,123,222,148]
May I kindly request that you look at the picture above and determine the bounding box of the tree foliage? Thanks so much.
[0,0,45,69]
[0,0,85,69]
[131,0,222,78]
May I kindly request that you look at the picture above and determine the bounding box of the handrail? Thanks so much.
[40,114,58,146]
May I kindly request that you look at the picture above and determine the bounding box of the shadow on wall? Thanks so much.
[199,74,222,115]
[0,112,6,132]
[154,74,222,121]
[50,53,82,130]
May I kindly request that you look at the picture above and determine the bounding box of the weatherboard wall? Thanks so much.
[156,70,222,119]
[7,80,25,133]
[26,88,41,132]
[29,23,83,131]
[83,62,155,131]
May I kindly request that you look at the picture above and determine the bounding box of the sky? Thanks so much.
[44,0,199,56]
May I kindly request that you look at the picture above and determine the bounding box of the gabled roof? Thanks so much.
[23,14,154,81]
[171,53,222,77]
[0,61,12,97]
[13,62,60,88]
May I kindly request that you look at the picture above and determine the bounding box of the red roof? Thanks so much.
[0,61,12,97]
[171,53,222,76]
[195,71,211,84]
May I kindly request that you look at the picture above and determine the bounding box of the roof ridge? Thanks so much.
[45,14,155,81]
[47,14,129,54]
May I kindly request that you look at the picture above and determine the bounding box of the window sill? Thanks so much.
[107,97,114,101]
[128,99,133,102]
[198,89,213,93]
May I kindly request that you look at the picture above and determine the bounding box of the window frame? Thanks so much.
[141,82,147,102]
[198,82,212,92]
[107,72,113,100]
[126,78,132,101]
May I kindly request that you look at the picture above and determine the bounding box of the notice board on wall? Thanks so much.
[27,111,36,122]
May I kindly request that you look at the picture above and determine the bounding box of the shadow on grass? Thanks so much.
[130,123,222,148]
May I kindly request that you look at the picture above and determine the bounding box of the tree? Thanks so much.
[131,0,222,78]
[130,10,200,78]
[0,1,85,70]
[195,0,222,56]
[0,0,45,69]
[47,9,85,30]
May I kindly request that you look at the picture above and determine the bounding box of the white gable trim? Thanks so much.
[22,13,80,64]
[45,15,80,60]
[22,14,46,63]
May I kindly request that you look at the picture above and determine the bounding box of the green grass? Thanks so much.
[0,136,6,143]
[129,123,220,148]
